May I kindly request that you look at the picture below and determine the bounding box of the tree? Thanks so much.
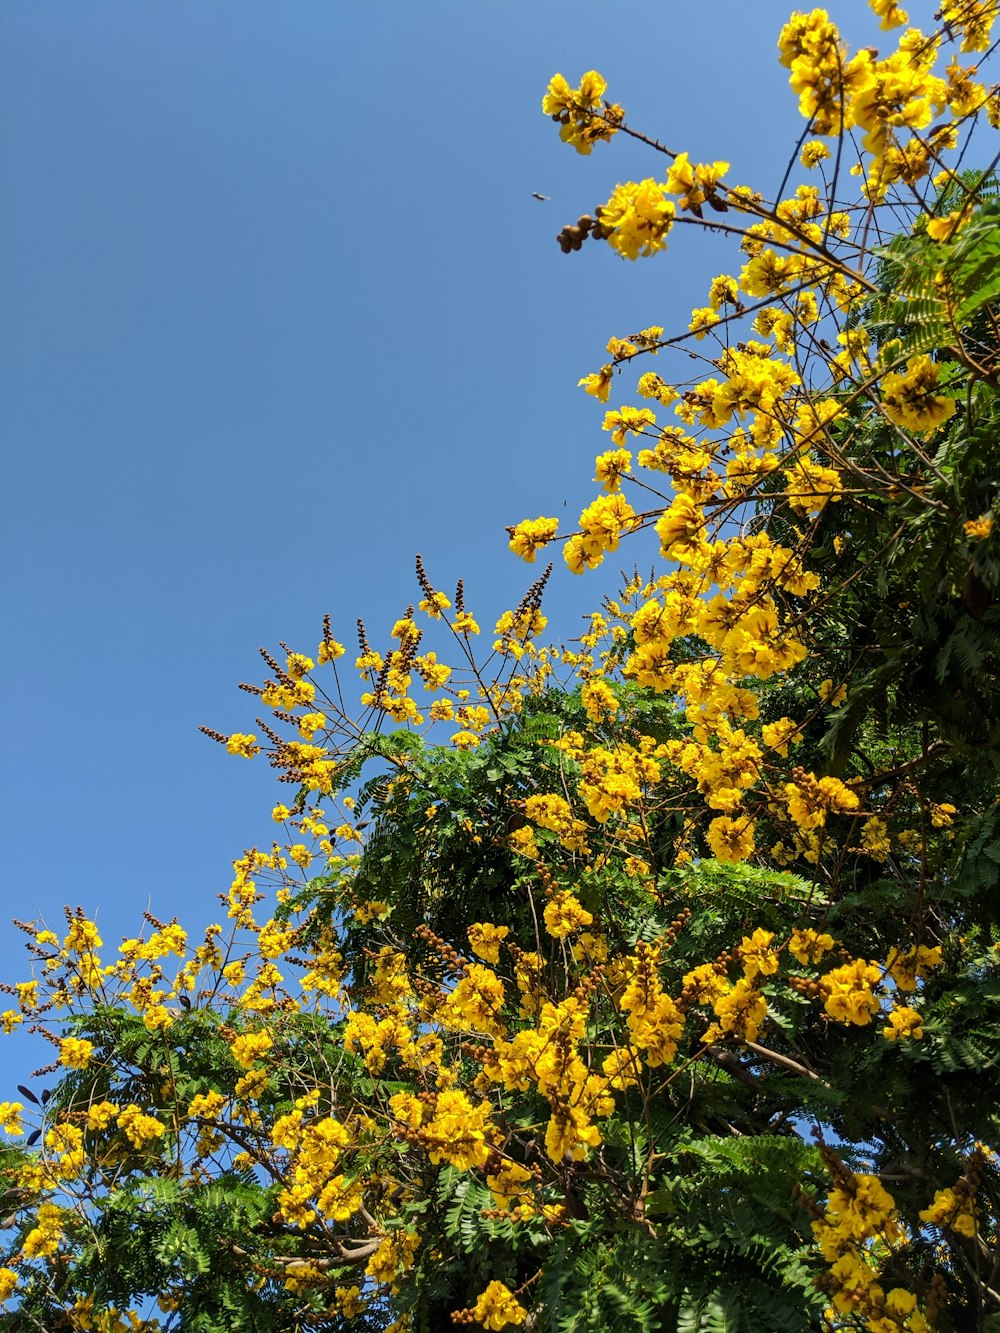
[3,3,1000,1329]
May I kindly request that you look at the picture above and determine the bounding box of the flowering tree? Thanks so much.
[3,2,1000,1330]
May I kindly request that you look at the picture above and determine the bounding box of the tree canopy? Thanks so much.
[3,3,1000,1330]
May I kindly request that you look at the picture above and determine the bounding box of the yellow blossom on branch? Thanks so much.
[880,355,956,434]
[470,1280,528,1330]
[508,516,559,563]
[596,179,675,259]
[543,891,594,939]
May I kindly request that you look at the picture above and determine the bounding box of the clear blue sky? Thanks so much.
[0,1,882,1073]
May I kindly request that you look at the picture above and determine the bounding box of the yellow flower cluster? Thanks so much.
[418,1089,495,1172]
[542,70,620,155]
[0,1101,25,1136]
[117,1105,167,1149]
[542,891,594,939]
[822,960,883,1026]
[59,1037,95,1070]
[469,1281,527,1330]
[524,793,590,854]
[508,515,559,562]
[597,180,675,260]
[919,1183,978,1238]
[880,355,956,433]
[619,942,684,1066]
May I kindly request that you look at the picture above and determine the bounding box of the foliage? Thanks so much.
[3,4,1000,1331]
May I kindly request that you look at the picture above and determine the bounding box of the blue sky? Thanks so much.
[0,0,883,1075]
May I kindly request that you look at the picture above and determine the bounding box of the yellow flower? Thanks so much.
[508,516,559,562]
[800,139,830,167]
[59,1037,95,1070]
[783,456,842,517]
[665,152,730,211]
[964,514,993,540]
[0,1102,25,1136]
[883,1005,924,1041]
[708,274,739,309]
[706,815,755,863]
[926,209,969,242]
[593,448,632,491]
[230,1030,274,1068]
[870,0,909,28]
[581,678,619,723]
[420,1090,494,1171]
[783,772,859,830]
[117,1104,167,1148]
[317,637,345,663]
[708,977,767,1043]
[22,1203,65,1258]
[886,944,942,992]
[543,891,594,939]
[818,678,847,707]
[940,0,998,52]
[188,1090,227,1120]
[655,494,705,562]
[920,1185,977,1236]
[881,355,956,434]
[788,928,834,965]
[142,1004,174,1033]
[470,1280,528,1330]
[688,306,719,339]
[597,179,675,259]
[739,928,779,980]
[86,1100,120,1130]
[579,365,614,401]
[823,959,882,1025]
[467,922,510,966]
[226,732,260,758]
[453,611,480,636]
